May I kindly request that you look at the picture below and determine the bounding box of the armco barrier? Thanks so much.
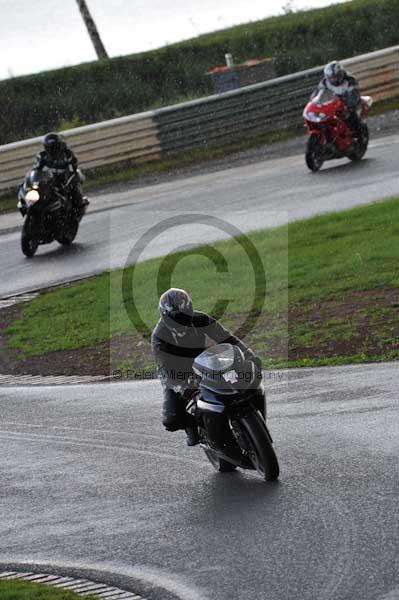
[154,68,322,155]
[0,45,398,193]
[343,46,399,101]
[0,112,161,192]
[155,45,399,156]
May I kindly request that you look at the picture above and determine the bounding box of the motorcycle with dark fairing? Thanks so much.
[17,168,87,257]
[185,343,280,482]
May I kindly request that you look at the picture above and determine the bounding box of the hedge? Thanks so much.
[1,0,398,145]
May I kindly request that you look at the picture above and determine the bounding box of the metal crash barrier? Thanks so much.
[1,45,398,193]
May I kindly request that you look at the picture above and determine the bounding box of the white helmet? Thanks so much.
[324,61,346,86]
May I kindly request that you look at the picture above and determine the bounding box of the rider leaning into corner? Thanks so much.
[312,61,362,137]
[151,288,266,446]
[31,132,89,210]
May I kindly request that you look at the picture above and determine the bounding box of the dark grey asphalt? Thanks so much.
[1,134,399,298]
[0,362,398,600]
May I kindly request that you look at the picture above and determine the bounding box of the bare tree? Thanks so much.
[282,1,296,13]
[75,0,109,60]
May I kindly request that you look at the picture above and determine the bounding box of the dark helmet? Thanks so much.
[324,61,346,87]
[159,288,193,337]
[43,132,65,157]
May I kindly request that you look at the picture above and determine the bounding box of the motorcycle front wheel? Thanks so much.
[56,218,79,245]
[21,217,39,257]
[239,413,279,482]
[348,124,369,161]
[306,135,324,172]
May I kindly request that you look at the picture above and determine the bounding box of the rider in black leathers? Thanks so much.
[32,133,88,209]
[313,61,362,137]
[151,288,265,446]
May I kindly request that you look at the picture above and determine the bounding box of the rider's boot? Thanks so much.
[185,424,200,446]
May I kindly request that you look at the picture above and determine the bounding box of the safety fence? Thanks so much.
[0,112,161,192]
[1,45,398,193]
[154,46,399,156]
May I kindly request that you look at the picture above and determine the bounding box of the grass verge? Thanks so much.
[0,194,19,214]
[3,197,399,374]
[0,579,98,600]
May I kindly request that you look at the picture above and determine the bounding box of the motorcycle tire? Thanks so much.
[239,413,279,482]
[348,124,369,162]
[56,218,79,245]
[21,218,39,258]
[305,136,324,172]
[203,447,237,473]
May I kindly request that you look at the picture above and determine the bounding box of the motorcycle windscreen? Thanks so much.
[194,344,257,395]
[28,169,54,189]
[193,344,241,395]
[193,343,235,373]
[314,88,336,106]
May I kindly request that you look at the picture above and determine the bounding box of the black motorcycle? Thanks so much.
[17,169,87,257]
[186,343,280,482]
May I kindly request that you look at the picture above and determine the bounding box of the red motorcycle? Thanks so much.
[303,89,373,172]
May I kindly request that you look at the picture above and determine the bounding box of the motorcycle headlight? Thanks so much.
[305,111,328,123]
[25,190,40,203]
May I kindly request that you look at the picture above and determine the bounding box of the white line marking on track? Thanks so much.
[379,587,399,600]
[0,430,203,465]
[0,374,112,386]
[0,293,39,310]
[0,422,161,441]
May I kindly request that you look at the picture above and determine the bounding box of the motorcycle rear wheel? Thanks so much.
[57,218,79,245]
[21,218,39,258]
[239,414,279,482]
[306,136,324,172]
[203,448,237,472]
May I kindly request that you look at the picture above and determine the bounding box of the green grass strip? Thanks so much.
[5,197,399,370]
[0,579,98,600]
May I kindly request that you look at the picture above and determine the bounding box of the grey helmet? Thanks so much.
[159,288,194,337]
[324,61,346,87]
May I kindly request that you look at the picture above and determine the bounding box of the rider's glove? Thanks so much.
[253,355,262,371]
[244,348,262,370]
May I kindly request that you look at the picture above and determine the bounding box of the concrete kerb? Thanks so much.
[0,562,209,600]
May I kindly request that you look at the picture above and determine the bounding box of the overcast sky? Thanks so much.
[0,0,348,80]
